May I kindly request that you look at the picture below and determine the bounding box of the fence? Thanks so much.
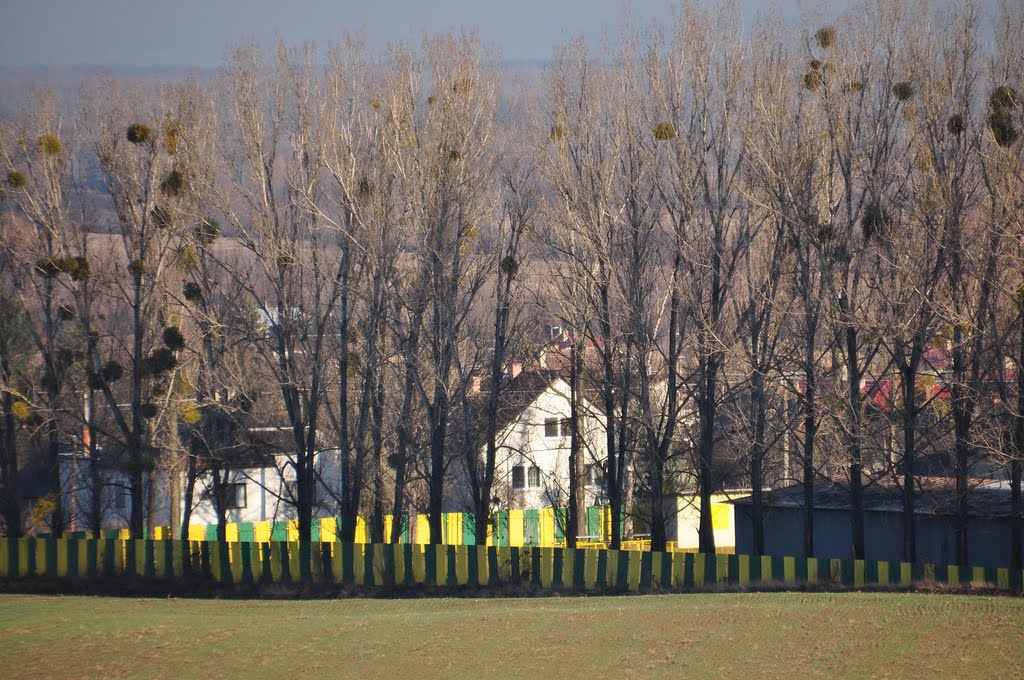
[55,501,737,553]
[2,537,1021,592]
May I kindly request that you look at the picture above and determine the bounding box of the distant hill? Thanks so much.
[0,61,547,114]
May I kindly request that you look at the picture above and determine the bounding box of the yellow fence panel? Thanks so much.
[508,510,524,547]
[540,509,556,547]
[415,515,430,545]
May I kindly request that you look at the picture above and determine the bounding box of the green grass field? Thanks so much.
[1,592,1022,679]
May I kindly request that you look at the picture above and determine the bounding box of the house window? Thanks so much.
[513,465,542,489]
[115,492,126,510]
[544,417,570,438]
[226,483,247,509]
[512,465,526,490]
[584,464,603,487]
[528,465,541,488]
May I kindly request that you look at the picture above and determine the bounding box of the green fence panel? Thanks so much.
[63,539,76,578]
[487,546,501,585]
[494,511,509,547]
[726,554,739,585]
[238,542,252,584]
[586,506,602,540]
[144,540,155,579]
[552,547,565,588]
[639,551,653,589]
[524,510,540,546]
[555,508,567,543]
[595,548,608,588]
[462,513,477,546]
[340,542,354,584]
[444,545,456,586]
[400,514,410,543]
[424,544,437,585]
[271,522,288,543]
[571,548,585,588]
[466,545,479,586]
[618,551,631,590]
[661,551,674,589]
[237,522,255,543]
[43,538,57,577]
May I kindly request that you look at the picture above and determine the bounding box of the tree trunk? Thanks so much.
[1011,458,1022,572]
[370,361,386,544]
[428,396,449,545]
[46,409,64,538]
[0,354,21,538]
[697,352,718,554]
[845,322,866,561]
[1012,321,1024,572]
[750,368,767,556]
[567,338,584,548]
[179,453,196,541]
[389,332,419,544]
[901,361,917,563]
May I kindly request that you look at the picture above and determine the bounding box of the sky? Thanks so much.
[1,0,808,68]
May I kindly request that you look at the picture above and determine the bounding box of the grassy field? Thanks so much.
[1,592,1022,679]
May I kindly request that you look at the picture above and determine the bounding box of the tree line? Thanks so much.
[1,0,1022,568]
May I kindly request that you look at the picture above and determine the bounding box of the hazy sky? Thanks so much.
[1,0,811,68]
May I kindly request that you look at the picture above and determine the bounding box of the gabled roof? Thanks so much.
[489,370,566,437]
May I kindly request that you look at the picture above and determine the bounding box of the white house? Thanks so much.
[450,371,609,513]
[184,427,343,525]
[59,448,173,531]
[58,427,342,531]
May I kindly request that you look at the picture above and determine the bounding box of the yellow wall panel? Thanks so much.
[320,518,337,543]
[415,514,430,545]
[540,509,555,547]
[55,539,68,577]
[448,512,464,544]
[508,510,524,547]
[454,546,469,584]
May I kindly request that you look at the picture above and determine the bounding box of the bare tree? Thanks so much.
[218,41,336,543]
[658,2,751,554]
[465,136,533,544]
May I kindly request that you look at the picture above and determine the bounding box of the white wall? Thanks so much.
[185,448,344,525]
[59,455,172,531]
[490,378,609,511]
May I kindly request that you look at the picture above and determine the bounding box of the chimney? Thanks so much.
[510,362,523,379]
